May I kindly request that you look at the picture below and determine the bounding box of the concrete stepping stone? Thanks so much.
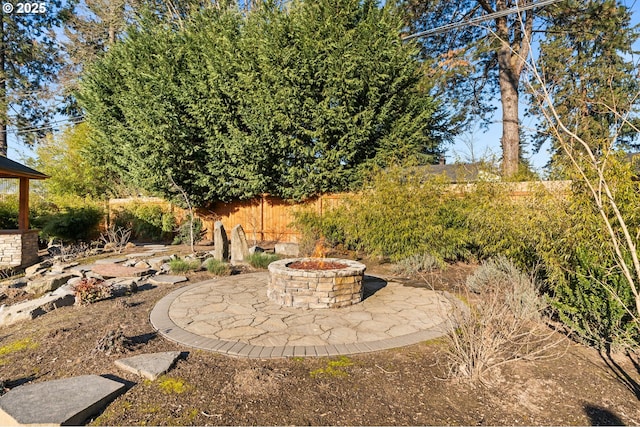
[148,275,187,285]
[95,257,128,265]
[126,252,154,259]
[0,374,126,426]
[114,351,182,380]
[142,245,167,250]
[90,264,151,279]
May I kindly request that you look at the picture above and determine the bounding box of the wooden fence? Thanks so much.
[108,181,571,243]
[108,193,348,243]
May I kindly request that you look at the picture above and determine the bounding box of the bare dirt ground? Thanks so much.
[0,246,639,425]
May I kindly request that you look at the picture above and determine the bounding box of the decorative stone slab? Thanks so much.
[125,252,154,259]
[95,257,128,265]
[230,224,249,265]
[70,264,95,273]
[0,374,126,426]
[213,221,229,262]
[147,256,171,268]
[148,275,188,286]
[275,242,300,257]
[90,264,151,279]
[114,351,182,380]
[142,245,168,250]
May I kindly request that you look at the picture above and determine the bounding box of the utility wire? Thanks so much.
[402,0,567,41]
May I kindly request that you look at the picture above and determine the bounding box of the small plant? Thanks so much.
[155,376,192,394]
[100,224,132,253]
[202,258,230,275]
[245,252,281,269]
[310,356,353,378]
[393,252,446,276]
[169,257,202,273]
[444,258,561,383]
[0,338,39,365]
[73,277,112,305]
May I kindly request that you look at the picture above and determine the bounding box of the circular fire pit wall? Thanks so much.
[268,258,367,309]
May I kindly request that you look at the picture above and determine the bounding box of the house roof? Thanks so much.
[0,156,48,180]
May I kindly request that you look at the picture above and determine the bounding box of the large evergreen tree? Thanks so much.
[79,0,451,204]
[530,0,640,172]
[0,1,71,155]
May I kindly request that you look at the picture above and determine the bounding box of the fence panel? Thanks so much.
[108,182,569,243]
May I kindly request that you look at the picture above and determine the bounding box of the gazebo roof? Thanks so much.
[0,156,48,180]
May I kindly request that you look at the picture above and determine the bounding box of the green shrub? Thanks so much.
[169,257,201,273]
[0,197,19,229]
[245,252,281,269]
[202,258,230,275]
[113,204,174,242]
[39,207,103,242]
[172,216,206,245]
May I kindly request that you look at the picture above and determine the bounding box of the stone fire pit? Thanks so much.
[267,258,366,309]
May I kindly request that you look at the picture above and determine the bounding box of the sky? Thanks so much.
[6,0,640,178]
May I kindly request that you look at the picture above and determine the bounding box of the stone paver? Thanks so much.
[148,275,188,286]
[151,272,461,358]
[91,264,151,278]
[115,351,182,380]
[94,257,128,265]
[0,374,126,426]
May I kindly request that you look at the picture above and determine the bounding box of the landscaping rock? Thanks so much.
[4,278,27,289]
[0,374,126,426]
[126,252,153,259]
[249,245,264,255]
[134,261,151,269]
[148,275,188,286]
[230,224,249,265]
[90,264,151,279]
[95,257,128,265]
[213,221,229,262]
[275,242,300,257]
[25,272,75,295]
[50,262,79,274]
[114,351,183,380]
[106,278,139,297]
[0,286,75,327]
[148,256,171,269]
[24,260,53,278]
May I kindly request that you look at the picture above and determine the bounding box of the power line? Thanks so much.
[3,117,85,136]
[402,0,567,41]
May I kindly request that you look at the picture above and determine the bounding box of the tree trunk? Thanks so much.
[0,15,7,157]
[498,46,520,178]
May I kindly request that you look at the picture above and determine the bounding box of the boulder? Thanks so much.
[25,272,75,295]
[230,224,249,265]
[249,245,264,255]
[275,242,300,257]
[0,286,75,327]
[24,260,53,278]
[213,221,229,261]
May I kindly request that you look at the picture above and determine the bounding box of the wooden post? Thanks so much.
[18,178,28,230]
